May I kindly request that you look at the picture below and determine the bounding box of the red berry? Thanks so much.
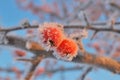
[38,23,64,51]
[14,50,26,57]
[27,29,34,34]
[47,73,52,78]
[11,67,19,73]
[5,77,10,80]
[35,67,45,76]
[53,38,78,61]
[11,67,21,78]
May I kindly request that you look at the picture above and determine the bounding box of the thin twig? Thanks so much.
[25,55,44,80]
[91,31,98,40]
[47,66,83,73]
[16,58,33,62]
[83,12,91,27]
[80,67,92,80]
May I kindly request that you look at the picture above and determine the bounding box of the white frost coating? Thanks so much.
[20,19,30,28]
[38,29,52,51]
[78,11,85,20]
[3,38,9,44]
[26,41,32,50]
[81,29,88,38]
[70,29,88,39]
[0,32,8,44]
[38,24,53,51]
[53,49,77,61]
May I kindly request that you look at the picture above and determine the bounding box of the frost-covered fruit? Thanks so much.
[38,23,64,51]
[53,38,78,61]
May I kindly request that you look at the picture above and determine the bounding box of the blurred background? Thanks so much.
[0,0,120,80]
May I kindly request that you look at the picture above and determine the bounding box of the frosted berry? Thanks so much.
[53,38,78,61]
[38,23,64,51]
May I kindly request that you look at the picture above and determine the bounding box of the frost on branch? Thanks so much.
[70,29,88,40]
[0,31,8,44]
[26,41,44,50]
[69,29,88,54]
[53,38,78,61]
[38,22,64,51]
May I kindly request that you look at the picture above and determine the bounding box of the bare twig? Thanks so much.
[91,31,98,40]
[47,66,83,73]
[79,67,92,80]
[25,55,44,80]
[16,58,33,62]
[83,12,91,27]
[110,2,120,10]
[0,67,23,73]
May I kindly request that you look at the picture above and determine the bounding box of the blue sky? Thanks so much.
[0,0,120,80]
[0,0,39,27]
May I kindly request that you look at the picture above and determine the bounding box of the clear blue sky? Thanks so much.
[0,0,120,80]
[0,0,40,27]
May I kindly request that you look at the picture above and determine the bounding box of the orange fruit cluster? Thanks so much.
[38,23,78,61]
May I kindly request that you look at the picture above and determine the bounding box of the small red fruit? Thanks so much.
[38,23,64,51]
[35,67,45,76]
[11,67,19,73]
[53,38,78,61]
[14,50,26,57]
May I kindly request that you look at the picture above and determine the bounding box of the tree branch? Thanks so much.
[47,66,83,73]
[0,67,23,73]
[79,67,92,80]
[110,2,120,10]
[3,35,120,74]
[1,21,120,33]
[24,55,44,80]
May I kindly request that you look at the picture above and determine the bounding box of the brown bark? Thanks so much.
[5,35,120,74]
